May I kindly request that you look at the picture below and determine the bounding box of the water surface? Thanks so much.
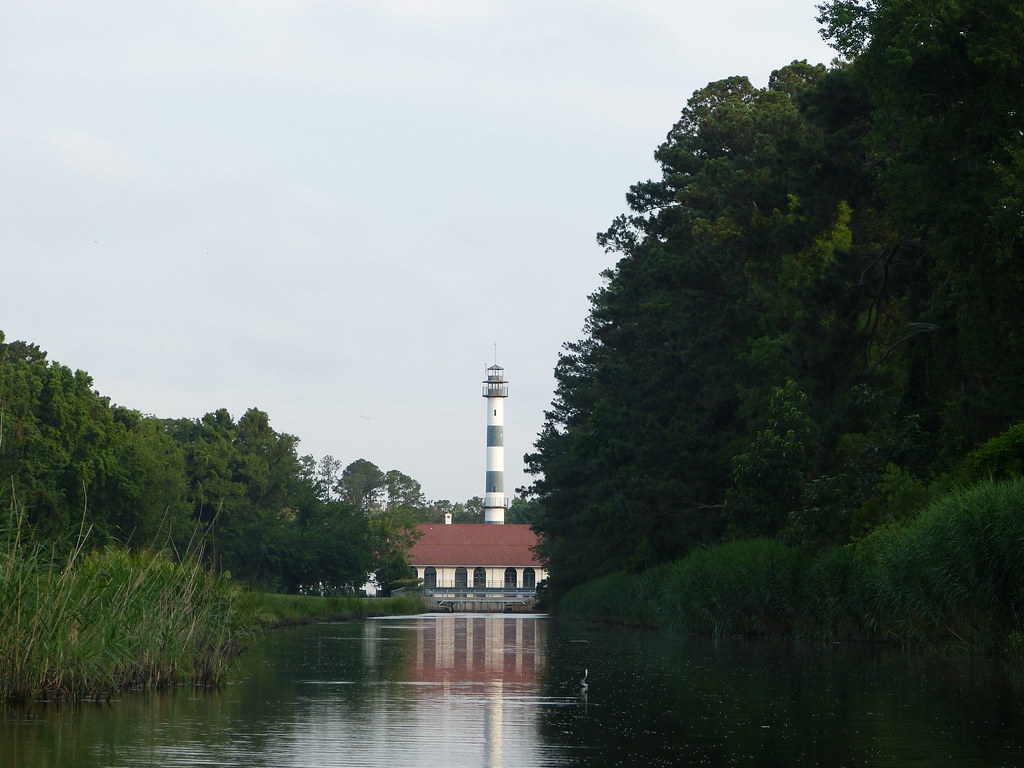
[4,614,1024,767]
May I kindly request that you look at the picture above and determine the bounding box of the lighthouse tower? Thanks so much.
[482,364,509,524]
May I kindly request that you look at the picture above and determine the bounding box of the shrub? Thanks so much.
[961,422,1024,482]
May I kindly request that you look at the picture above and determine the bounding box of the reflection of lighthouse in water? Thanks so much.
[482,365,509,525]
[410,615,545,767]
[486,679,503,768]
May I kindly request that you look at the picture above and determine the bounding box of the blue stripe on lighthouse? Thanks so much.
[487,426,504,446]
[486,471,504,493]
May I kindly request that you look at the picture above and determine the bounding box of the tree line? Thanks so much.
[0,334,510,594]
[526,0,1024,598]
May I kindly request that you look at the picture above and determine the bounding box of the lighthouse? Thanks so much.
[482,364,509,524]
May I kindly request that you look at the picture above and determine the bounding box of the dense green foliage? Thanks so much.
[0,338,193,546]
[0,504,252,703]
[0,332,444,593]
[560,479,1024,653]
[526,0,1024,599]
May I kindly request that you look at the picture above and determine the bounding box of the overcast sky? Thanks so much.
[2,0,835,504]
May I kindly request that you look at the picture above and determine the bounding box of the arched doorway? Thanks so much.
[473,567,487,588]
[424,567,437,589]
[504,568,518,589]
[455,567,468,588]
[522,568,536,589]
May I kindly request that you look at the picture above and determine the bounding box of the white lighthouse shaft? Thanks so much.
[482,365,508,524]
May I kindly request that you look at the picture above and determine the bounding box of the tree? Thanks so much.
[0,333,193,547]
[327,459,425,592]
[335,459,386,513]
[817,0,1024,447]
[383,469,425,514]
[95,408,192,547]
[726,381,815,537]
[167,407,307,584]
[526,63,839,594]
[461,496,484,521]
[506,495,539,524]
[316,455,342,501]
[274,498,374,594]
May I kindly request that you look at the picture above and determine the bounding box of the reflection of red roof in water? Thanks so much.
[408,616,546,685]
[409,524,542,567]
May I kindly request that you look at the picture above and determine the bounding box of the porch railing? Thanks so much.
[424,586,537,598]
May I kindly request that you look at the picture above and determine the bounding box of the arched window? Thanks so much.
[455,567,468,588]
[424,567,436,589]
[522,568,536,589]
[473,567,487,588]
[504,568,518,589]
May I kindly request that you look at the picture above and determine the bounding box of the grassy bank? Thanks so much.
[0,500,426,704]
[0,511,253,703]
[560,478,1024,654]
[245,591,426,628]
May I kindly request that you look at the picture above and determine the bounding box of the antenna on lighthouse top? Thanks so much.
[493,342,498,365]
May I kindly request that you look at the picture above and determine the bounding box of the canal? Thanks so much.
[4,614,1024,766]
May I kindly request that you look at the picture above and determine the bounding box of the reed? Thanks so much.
[557,542,806,634]
[801,542,876,639]
[559,479,1024,653]
[558,566,662,627]
[865,478,1024,651]
[660,538,805,636]
[0,503,254,703]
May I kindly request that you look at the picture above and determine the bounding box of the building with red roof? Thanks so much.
[409,523,547,594]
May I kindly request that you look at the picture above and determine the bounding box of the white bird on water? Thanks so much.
[580,668,589,691]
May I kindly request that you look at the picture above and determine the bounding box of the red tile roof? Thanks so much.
[409,524,542,567]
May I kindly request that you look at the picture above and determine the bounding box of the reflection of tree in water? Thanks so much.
[537,622,1024,767]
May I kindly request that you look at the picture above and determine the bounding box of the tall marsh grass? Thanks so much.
[865,478,1024,650]
[0,505,253,703]
[661,538,805,636]
[558,566,663,627]
[559,478,1024,653]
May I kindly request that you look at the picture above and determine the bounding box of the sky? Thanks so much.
[1,0,836,504]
